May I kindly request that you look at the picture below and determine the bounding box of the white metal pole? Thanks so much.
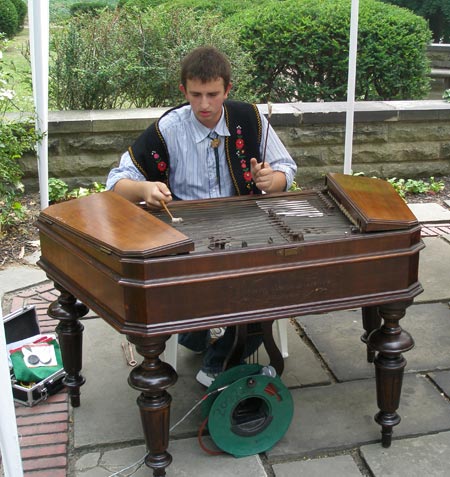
[28,0,49,209]
[0,308,24,477]
[343,0,359,174]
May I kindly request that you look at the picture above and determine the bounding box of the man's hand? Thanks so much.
[250,158,287,193]
[113,179,172,208]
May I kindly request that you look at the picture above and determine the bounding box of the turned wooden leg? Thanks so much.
[368,301,414,447]
[361,306,382,363]
[47,282,89,408]
[262,321,284,376]
[127,335,177,477]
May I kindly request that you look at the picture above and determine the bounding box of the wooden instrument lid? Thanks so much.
[325,172,418,231]
[38,191,194,257]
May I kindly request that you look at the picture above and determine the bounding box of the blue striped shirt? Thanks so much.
[106,104,297,200]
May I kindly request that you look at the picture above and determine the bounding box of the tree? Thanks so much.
[382,0,450,43]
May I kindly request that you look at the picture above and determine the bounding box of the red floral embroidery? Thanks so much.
[236,138,244,149]
[152,150,167,174]
[235,125,254,188]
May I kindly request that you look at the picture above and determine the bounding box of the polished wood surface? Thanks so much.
[325,172,418,231]
[36,173,424,476]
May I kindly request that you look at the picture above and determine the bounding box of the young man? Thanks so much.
[107,46,297,387]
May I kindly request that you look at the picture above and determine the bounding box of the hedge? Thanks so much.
[234,0,432,102]
[0,0,19,38]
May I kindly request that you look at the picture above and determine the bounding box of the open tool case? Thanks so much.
[4,305,65,406]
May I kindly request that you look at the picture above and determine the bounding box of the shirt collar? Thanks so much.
[189,107,230,144]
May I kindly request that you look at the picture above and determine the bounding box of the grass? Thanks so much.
[2,28,34,112]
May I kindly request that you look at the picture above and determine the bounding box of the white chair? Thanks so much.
[163,319,289,371]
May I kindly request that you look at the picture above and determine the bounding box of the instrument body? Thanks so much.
[35,172,424,476]
[37,173,423,337]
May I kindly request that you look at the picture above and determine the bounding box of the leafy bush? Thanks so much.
[387,177,445,198]
[0,0,19,38]
[235,0,432,102]
[0,119,40,235]
[70,1,114,16]
[48,177,106,203]
[49,0,432,108]
[1,36,40,236]
[49,11,131,110]
[49,6,256,110]
[118,0,161,8]
[141,0,261,17]
[10,0,26,31]
[48,177,69,203]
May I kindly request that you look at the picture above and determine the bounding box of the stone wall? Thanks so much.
[18,100,450,191]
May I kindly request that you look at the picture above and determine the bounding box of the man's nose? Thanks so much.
[200,95,209,108]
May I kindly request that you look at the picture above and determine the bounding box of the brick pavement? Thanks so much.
[5,282,69,477]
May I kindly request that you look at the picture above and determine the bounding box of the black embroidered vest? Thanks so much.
[128,100,262,196]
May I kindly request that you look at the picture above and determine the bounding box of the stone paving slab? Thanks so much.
[75,439,268,477]
[73,316,328,447]
[272,455,362,477]
[297,303,450,381]
[416,237,450,303]
[360,431,450,477]
[408,203,450,222]
[428,370,450,398]
[254,319,330,388]
[267,374,450,460]
[0,265,47,303]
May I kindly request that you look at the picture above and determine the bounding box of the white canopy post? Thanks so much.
[28,0,49,209]
[343,0,360,174]
[0,308,24,477]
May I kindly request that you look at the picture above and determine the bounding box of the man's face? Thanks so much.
[180,77,232,129]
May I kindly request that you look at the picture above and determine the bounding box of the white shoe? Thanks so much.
[209,327,226,343]
[196,370,219,388]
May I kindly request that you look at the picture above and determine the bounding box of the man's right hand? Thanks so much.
[113,179,172,208]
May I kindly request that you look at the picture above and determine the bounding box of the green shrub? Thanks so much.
[118,0,161,8]
[235,0,432,102]
[387,177,445,198]
[48,178,106,203]
[49,6,256,109]
[1,36,40,235]
[10,0,26,31]
[0,0,19,38]
[49,12,131,110]
[48,177,69,203]
[150,0,261,17]
[70,1,114,16]
[49,0,433,108]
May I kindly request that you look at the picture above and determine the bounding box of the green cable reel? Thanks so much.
[201,364,294,457]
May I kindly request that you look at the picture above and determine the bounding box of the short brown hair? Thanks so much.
[180,46,231,89]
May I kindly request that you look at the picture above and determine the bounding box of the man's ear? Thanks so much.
[179,84,186,96]
[224,82,233,99]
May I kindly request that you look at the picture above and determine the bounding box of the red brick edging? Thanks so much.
[6,283,68,477]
